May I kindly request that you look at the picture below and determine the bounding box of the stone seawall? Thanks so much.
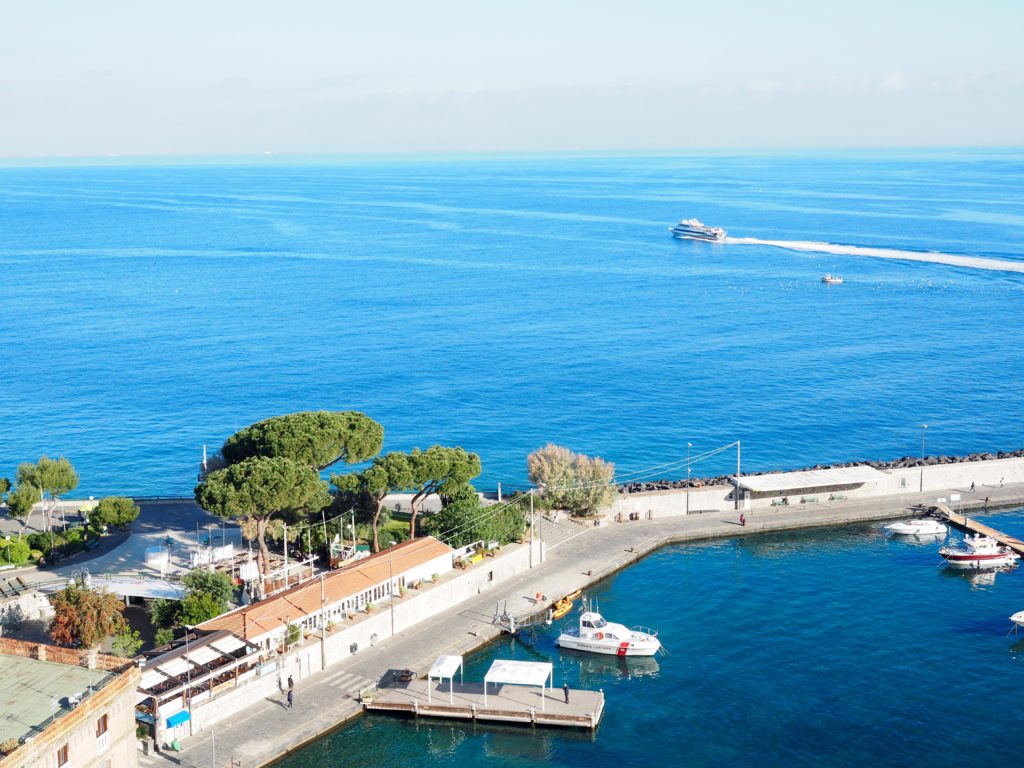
[611,455,1024,519]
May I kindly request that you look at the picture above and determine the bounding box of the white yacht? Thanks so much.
[668,218,726,242]
[821,274,844,284]
[884,519,947,536]
[556,607,660,657]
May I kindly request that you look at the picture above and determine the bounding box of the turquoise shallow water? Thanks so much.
[2,151,1024,494]
[277,511,1024,767]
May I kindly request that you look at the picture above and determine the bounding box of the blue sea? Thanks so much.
[2,150,1023,494]
[277,512,1024,768]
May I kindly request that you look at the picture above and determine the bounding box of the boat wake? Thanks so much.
[725,237,1024,274]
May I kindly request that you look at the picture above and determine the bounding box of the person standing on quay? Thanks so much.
[563,683,570,704]
[287,689,294,709]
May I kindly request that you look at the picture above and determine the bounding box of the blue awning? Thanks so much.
[166,710,191,728]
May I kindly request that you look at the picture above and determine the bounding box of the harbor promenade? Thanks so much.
[139,479,1024,768]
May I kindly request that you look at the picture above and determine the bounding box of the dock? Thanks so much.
[932,503,1024,555]
[364,679,604,729]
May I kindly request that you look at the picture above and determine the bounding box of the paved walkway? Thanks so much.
[139,482,1024,768]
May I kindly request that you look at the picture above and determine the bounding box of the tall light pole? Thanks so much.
[528,489,535,569]
[919,424,928,492]
[734,440,742,511]
[686,443,692,515]
[183,625,195,727]
[388,549,395,637]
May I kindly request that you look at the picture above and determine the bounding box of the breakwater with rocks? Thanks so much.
[619,448,1024,494]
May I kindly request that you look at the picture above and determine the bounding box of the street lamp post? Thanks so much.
[919,424,928,492]
[686,443,692,515]
[183,625,195,734]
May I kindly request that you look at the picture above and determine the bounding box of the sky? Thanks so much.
[2,0,1022,157]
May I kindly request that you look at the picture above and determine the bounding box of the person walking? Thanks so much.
[562,683,569,704]
[970,482,976,493]
[288,675,294,692]
[740,514,746,527]
[287,689,294,709]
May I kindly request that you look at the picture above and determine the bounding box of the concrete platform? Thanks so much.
[366,679,604,729]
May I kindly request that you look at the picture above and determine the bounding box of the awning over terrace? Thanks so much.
[428,655,464,704]
[736,465,886,494]
[138,630,259,703]
[483,659,553,711]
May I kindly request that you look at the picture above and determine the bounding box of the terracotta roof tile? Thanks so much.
[198,536,452,641]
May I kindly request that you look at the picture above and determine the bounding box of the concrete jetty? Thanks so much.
[366,679,603,729]
[139,476,1024,768]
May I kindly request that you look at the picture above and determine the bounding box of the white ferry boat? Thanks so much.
[556,607,661,657]
[668,218,726,242]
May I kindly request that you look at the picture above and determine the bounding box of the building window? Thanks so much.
[56,744,69,767]
[96,712,110,751]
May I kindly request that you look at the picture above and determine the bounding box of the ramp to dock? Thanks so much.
[365,679,604,729]
[932,503,1024,556]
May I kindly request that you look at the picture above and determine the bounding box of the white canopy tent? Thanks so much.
[483,659,553,711]
[427,654,464,704]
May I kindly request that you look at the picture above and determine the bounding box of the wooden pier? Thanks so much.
[931,503,1024,555]
[364,679,604,730]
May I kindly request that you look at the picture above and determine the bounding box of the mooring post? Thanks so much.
[471,703,477,720]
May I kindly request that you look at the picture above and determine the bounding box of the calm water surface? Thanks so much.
[278,511,1024,767]
[2,151,1024,494]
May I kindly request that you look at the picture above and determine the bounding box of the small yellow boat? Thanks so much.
[566,589,582,600]
[552,598,574,620]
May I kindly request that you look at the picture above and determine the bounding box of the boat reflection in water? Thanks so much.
[566,653,660,686]
[939,565,1014,590]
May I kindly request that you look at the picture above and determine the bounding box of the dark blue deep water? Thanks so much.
[278,512,1024,767]
[2,151,1023,493]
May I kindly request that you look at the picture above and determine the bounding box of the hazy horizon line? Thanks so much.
[3,144,1024,169]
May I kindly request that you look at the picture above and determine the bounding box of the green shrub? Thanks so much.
[0,538,30,565]
[153,627,175,648]
[27,533,51,555]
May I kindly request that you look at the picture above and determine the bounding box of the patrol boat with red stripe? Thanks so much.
[556,606,661,657]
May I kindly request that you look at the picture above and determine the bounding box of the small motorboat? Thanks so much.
[885,519,947,536]
[557,606,660,657]
[1010,610,1024,628]
[822,274,844,284]
[939,534,1020,569]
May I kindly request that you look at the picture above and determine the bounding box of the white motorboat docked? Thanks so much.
[884,519,947,536]
[1010,610,1024,628]
[939,534,1020,569]
[556,607,660,657]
